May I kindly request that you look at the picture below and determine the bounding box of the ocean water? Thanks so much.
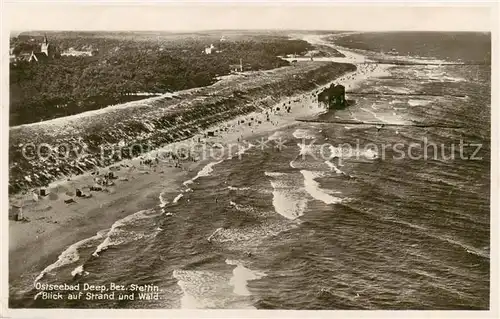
[9,33,490,310]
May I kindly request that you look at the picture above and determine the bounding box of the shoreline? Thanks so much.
[9,42,385,291]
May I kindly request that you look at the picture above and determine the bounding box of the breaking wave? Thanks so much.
[173,269,255,309]
[328,145,379,160]
[71,265,88,277]
[34,230,107,283]
[173,194,184,204]
[293,128,316,139]
[158,191,169,208]
[408,99,433,107]
[92,209,161,257]
[300,170,344,205]
[183,160,223,186]
[265,171,307,220]
[228,186,251,191]
[226,259,266,296]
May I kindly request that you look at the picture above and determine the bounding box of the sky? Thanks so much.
[4,2,495,33]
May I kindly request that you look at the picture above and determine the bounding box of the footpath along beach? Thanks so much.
[9,44,386,289]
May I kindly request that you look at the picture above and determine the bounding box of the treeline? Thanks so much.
[10,35,313,126]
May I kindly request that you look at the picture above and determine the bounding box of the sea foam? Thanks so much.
[265,172,307,220]
[228,186,251,191]
[173,269,237,309]
[159,191,169,208]
[183,160,223,186]
[71,265,89,277]
[92,209,160,257]
[34,230,106,283]
[300,170,343,205]
[173,193,184,204]
[408,99,433,107]
[226,259,266,296]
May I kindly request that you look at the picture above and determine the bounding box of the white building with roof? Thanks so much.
[204,44,215,54]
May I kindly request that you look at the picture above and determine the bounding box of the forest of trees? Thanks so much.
[10,34,313,125]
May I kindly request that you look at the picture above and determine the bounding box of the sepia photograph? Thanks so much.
[1,1,497,316]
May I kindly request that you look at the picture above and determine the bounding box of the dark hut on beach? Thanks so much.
[318,84,346,109]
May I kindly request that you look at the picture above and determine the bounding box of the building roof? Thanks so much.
[34,52,48,58]
[30,52,48,62]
